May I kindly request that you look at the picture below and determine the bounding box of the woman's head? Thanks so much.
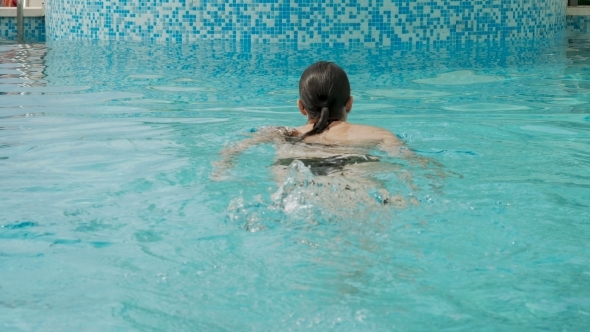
[298,61,352,138]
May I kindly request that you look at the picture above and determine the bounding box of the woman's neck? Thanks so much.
[307,118,346,125]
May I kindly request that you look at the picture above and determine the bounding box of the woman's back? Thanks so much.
[295,121,404,152]
[213,61,414,180]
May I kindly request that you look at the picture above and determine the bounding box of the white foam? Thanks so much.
[271,160,316,215]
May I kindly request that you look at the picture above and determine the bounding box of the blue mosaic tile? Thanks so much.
[567,15,590,33]
[45,0,565,47]
[0,17,46,42]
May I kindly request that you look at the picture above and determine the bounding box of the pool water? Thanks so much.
[1,35,590,330]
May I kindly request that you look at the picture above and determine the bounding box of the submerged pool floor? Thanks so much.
[1,36,590,330]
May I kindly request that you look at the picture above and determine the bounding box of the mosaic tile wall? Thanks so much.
[0,17,46,42]
[46,0,566,46]
[567,15,590,33]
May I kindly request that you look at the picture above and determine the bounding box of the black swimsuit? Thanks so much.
[274,154,381,176]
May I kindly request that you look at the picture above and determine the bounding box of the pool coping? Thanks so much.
[0,7,44,17]
[567,6,590,16]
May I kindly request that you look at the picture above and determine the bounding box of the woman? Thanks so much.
[291,61,405,153]
[215,61,412,171]
[213,61,425,208]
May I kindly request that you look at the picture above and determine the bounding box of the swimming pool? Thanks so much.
[1,35,589,330]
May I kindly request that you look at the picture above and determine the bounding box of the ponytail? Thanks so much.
[301,106,330,139]
[298,61,351,140]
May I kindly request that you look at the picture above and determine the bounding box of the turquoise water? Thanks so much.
[1,36,590,330]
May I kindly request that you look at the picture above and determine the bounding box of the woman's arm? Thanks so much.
[378,130,443,169]
[378,131,409,157]
[211,126,297,180]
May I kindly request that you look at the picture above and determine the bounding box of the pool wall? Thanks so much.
[0,16,45,42]
[0,4,46,42]
[44,0,566,47]
[567,7,590,33]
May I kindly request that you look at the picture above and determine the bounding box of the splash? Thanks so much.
[226,160,412,231]
[271,160,316,215]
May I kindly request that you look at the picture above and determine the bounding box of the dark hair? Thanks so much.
[299,61,351,139]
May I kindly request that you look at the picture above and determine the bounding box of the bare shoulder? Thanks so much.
[345,124,400,142]
[299,122,402,147]
[351,124,396,136]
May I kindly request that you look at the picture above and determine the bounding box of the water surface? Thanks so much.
[1,36,589,330]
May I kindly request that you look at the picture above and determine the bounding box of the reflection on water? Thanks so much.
[0,43,46,92]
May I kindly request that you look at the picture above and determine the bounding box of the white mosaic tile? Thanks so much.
[43,0,565,47]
